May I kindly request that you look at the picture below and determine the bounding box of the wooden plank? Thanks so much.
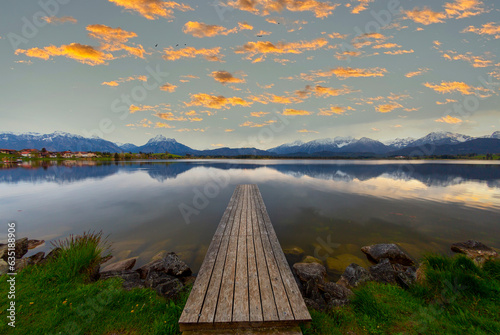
[215,233,239,322]
[179,234,223,323]
[198,234,230,323]
[252,192,279,321]
[229,185,244,236]
[214,185,241,236]
[253,185,311,322]
[252,187,294,321]
[232,235,249,322]
[238,185,248,236]
[247,233,263,322]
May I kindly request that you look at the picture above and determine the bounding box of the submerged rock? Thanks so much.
[326,254,369,273]
[101,257,137,273]
[138,252,191,279]
[284,247,305,263]
[337,263,372,289]
[361,243,415,266]
[451,240,499,266]
[301,255,323,264]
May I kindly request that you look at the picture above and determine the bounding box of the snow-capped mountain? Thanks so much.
[384,137,416,149]
[269,136,358,154]
[408,132,474,147]
[133,135,195,155]
[491,131,500,139]
[0,131,123,152]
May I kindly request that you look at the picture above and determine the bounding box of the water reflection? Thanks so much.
[1,160,499,280]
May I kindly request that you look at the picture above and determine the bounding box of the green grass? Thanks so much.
[0,232,189,335]
[302,254,500,335]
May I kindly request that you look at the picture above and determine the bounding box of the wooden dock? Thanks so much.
[179,184,311,334]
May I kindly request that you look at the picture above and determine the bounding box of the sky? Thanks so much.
[1,0,499,150]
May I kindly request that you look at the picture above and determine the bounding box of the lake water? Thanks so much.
[1,159,499,280]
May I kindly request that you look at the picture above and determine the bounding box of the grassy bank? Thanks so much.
[302,254,500,335]
[1,234,498,334]
[0,233,188,335]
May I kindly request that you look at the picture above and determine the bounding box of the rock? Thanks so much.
[326,254,369,273]
[151,250,168,262]
[28,239,45,250]
[396,266,417,289]
[320,282,353,307]
[369,258,396,284]
[284,247,305,263]
[181,275,196,286]
[451,240,499,266]
[336,263,372,289]
[293,262,326,306]
[100,255,113,264]
[137,252,191,279]
[101,257,137,273]
[0,259,8,275]
[15,238,29,259]
[145,271,176,288]
[303,297,325,310]
[100,270,145,290]
[301,256,323,264]
[15,252,45,272]
[154,276,183,299]
[0,245,8,261]
[361,243,415,266]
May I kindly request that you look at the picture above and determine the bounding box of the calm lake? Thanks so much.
[1,159,499,279]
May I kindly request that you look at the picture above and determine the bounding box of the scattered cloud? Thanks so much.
[185,93,252,109]
[155,122,175,128]
[154,112,187,121]
[239,120,277,127]
[295,84,355,98]
[256,30,272,36]
[16,43,114,66]
[282,109,312,116]
[235,38,328,62]
[129,103,170,114]
[441,51,494,67]
[250,111,270,117]
[297,129,319,133]
[102,81,119,86]
[163,46,224,62]
[384,49,414,55]
[404,0,487,25]
[405,68,430,78]
[424,81,491,96]
[435,115,463,124]
[227,0,340,18]
[86,24,146,58]
[332,67,387,79]
[107,0,192,20]
[210,70,246,84]
[372,43,401,49]
[462,22,500,39]
[43,16,77,25]
[404,6,447,25]
[182,21,252,38]
[328,32,348,39]
[351,0,374,14]
[225,129,235,132]
[102,75,147,86]
[160,83,177,92]
[436,99,458,105]
[375,102,403,113]
[318,106,354,115]
[249,93,302,104]
[126,118,153,128]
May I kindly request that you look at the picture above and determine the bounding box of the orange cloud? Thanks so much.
[332,67,387,79]
[160,83,177,92]
[155,122,175,128]
[297,129,319,133]
[155,112,187,121]
[334,51,362,60]
[295,85,355,98]
[250,111,270,117]
[102,81,119,86]
[462,22,500,39]
[15,43,114,66]
[86,24,146,58]
[108,0,192,20]
[182,21,252,38]
[444,0,486,19]
[256,30,272,36]
[375,103,403,113]
[239,120,277,127]
[235,38,328,62]
[318,106,352,115]
[210,71,246,84]
[372,43,401,49]
[424,81,491,96]
[328,32,348,39]
[185,93,252,109]
[43,16,77,24]
[384,49,414,55]
[175,128,205,132]
[163,46,224,62]
[405,68,430,78]
[442,51,494,67]
[435,115,463,124]
[436,99,458,105]
[126,118,153,128]
[225,129,235,132]
[351,32,389,49]
[227,0,339,18]
[249,93,302,104]
[404,7,447,25]
[282,109,312,116]
[189,117,203,122]
[351,0,374,14]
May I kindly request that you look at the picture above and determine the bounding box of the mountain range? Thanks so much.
[1,131,499,157]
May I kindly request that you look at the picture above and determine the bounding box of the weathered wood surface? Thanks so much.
[179,185,311,332]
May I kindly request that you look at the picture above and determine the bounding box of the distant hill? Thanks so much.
[390,138,500,156]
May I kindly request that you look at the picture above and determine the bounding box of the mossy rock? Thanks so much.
[326,254,369,273]
[283,247,305,256]
[301,255,323,265]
